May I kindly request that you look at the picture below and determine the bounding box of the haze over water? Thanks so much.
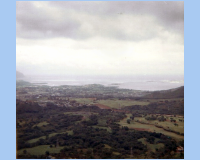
[22,74,184,91]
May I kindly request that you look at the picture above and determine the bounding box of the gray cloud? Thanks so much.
[49,1,184,35]
[16,1,184,77]
[17,2,82,39]
[16,1,184,41]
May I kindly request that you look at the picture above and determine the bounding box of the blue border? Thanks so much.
[1,0,199,159]
[0,0,16,159]
[184,0,200,160]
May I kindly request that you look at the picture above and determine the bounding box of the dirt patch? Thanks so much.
[82,116,86,120]
[88,98,96,100]
[95,104,130,113]
[95,104,111,109]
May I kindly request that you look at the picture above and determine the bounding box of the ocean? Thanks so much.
[21,75,184,91]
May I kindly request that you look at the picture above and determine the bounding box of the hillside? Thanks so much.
[16,71,25,79]
[143,86,184,99]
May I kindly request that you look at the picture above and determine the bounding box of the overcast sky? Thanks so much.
[16,1,184,77]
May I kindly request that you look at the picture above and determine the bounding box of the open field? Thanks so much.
[104,144,112,149]
[17,145,64,156]
[112,151,121,155]
[17,120,26,126]
[71,98,94,104]
[32,121,49,128]
[103,144,121,156]
[27,136,46,143]
[96,99,149,109]
[27,131,73,144]
[135,116,184,134]
[143,98,184,103]
[71,98,150,109]
[118,114,184,141]
[138,138,164,152]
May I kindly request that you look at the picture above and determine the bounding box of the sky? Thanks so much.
[16,1,184,77]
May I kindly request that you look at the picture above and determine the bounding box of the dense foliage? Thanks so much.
[17,100,183,159]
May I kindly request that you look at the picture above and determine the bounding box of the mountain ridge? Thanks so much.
[16,71,25,79]
[143,86,184,99]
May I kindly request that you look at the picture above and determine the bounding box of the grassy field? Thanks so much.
[96,99,149,109]
[32,121,49,128]
[18,120,26,126]
[118,114,184,141]
[17,145,64,156]
[135,116,184,134]
[92,126,112,133]
[97,118,107,126]
[43,97,183,106]
[27,131,73,143]
[64,111,98,122]
[104,144,112,149]
[71,98,94,104]
[71,98,149,109]
[138,138,164,152]
[143,98,183,102]
[112,151,121,155]
[27,136,46,143]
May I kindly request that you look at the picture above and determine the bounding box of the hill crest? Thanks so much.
[143,86,184,99]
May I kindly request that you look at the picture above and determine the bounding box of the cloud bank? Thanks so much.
[16,1,184,76]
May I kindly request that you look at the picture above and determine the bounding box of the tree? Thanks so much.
[46,134,49,140]
[127,119,131,124]
[130,116,134,120]
[23,149,27,154]
[45,151,50,156]
[124,126,129,131]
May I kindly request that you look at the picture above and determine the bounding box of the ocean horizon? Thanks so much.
[17,74,184,91]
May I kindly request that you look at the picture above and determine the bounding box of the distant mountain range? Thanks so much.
[144,86,184,99]
[16,71,25,79]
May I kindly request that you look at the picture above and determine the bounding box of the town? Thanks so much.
[16,81,150,108]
